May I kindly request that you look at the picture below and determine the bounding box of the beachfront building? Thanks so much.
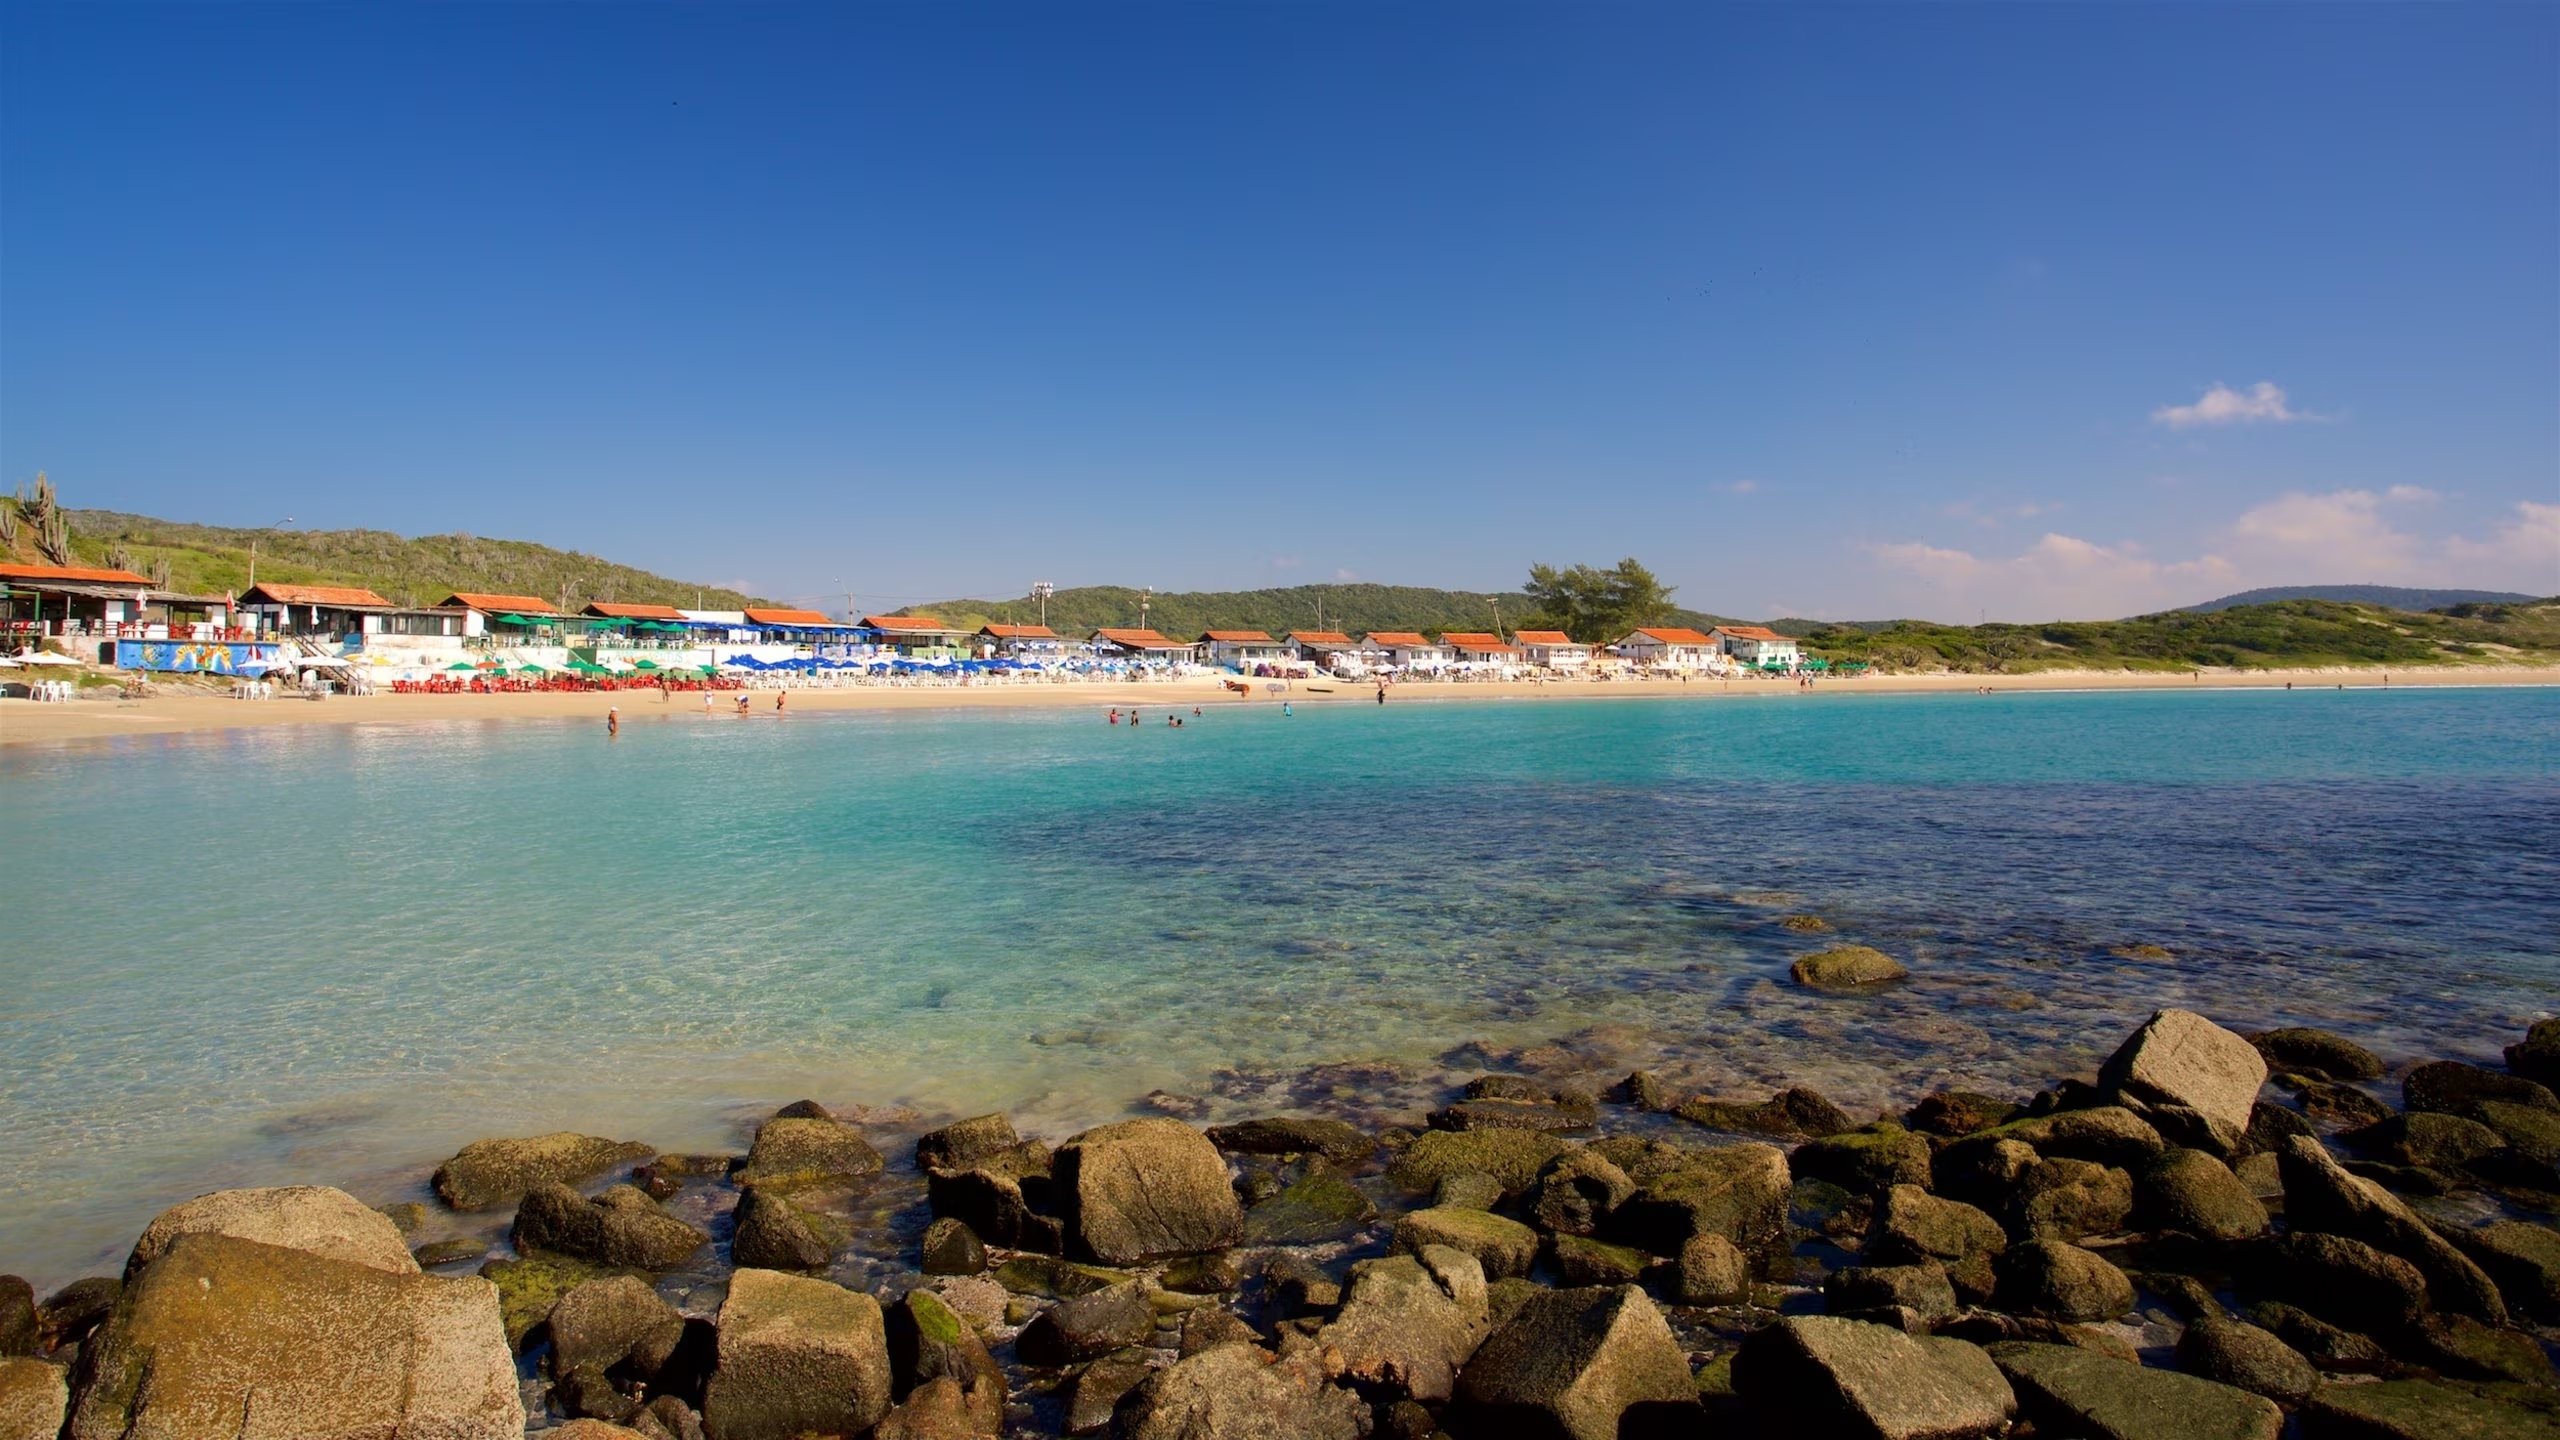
[1365,631,1454,669]
[1440,632,1524,668]
[862,614,973,658]
[1513,629,1593,670]
[581,601,698,650]
[243,582,424,641]
[745,607,855,645]
[1090,627,1197,665]
[1714,625,1802,667]
[1197,630,1293,669]
[1614,626,1721,669]
[981,623,1073,661]
[440,592,570,647]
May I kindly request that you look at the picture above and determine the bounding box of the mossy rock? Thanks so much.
[1777,915,1830,933]
[1242,1172,1377,1246]
[1789,946,1909,989]
[991,1254,1131,1300]
[479,1252,628,1347]
[2302,1378,2560,1439]
[1389,1205,1538,1280]
[2111,944,2176,962]
[1387,1128,1569,1196]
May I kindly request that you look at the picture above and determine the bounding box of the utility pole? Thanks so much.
[1033,581,1055,628]
[246,516,294,589]
[1139,586,1152,632]
[1490,595,1503,639]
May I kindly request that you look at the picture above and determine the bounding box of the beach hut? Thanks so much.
[1090,628,1196,663]
[1513,629,1593,670]
[1712,625,1802,667]
[1364,632,1453,668]
[1195,630,1292,669]
[861,613,972,657]
[980,623,1072,661]
[1614,626,1721,670]
[438,592,567,644]
[1439,632,1524,668]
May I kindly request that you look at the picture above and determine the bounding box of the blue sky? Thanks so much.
[5,3,2553,620]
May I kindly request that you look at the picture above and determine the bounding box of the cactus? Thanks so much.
[0,500,16,548]
[111,543,136,574]
[152,555,171,589]
[38,508,71,566]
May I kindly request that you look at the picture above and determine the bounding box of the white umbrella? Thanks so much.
[296,655,352,668]
[15,651,78,666]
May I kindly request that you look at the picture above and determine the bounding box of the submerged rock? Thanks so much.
[126,1184,420,1278]
[1732,1316,2014,1440]
[1205,1116,1375,1163]
[64,1233,522,1439]
[1790,946,1909,989]
[1054,1118,1242,1264]
[1675,1087,1856,1138]
[482,1251,623,1348]
[1449,1285,1697,1440]
[433,1132,654,1211]
[701,1268,892,1440]
[513,1182,708,1271]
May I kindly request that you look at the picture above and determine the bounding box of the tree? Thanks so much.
[1521,557,1678,643]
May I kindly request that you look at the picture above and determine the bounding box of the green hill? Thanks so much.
[1798,597,2560,673]
[41,508,766,612]
[912,583,1739,639]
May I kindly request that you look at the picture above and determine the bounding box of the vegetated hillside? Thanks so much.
[1801,598,2560,673]
[2184,585,2539,613]
[913,583,1738,639]
[48,509,766,612]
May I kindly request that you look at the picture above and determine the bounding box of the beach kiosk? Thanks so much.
[1713,625,1802,668]
[981,623,1072,661]
[1196,630,1293,669]
[1613,626,1721,670]
[1513,629,1593,670]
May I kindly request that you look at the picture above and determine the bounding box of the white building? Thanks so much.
[1196,629,1294,668]
[1365,631,1453,668]
[1614,626,1721,669]
[1512,629,1593,670]
[1714,625,1801,667]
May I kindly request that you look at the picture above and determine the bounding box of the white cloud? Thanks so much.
[2151,381,2317,429]
[1865,488,2558,619]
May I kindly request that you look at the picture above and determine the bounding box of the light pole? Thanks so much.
[1138,586,1152,632]
[246,517,294,590]
[1032,581,1055,628]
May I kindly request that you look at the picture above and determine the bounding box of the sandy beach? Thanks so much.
[5,663,2555,749]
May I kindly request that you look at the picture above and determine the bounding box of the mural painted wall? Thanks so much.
[115,640,286,674]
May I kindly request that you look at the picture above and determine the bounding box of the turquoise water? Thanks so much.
[3,687,2555,1286]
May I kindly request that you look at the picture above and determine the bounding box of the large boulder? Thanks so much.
[1792,1125,1934,1196]
[1991,1342,2280,1440]
[1607,1142,1791,1260]
[1389,1129,1570,1197]
[2004,1157,2133,1243]
[1823,1264,1959,1325]
[2133,1149,2267,1241]
[927,1144,1064,1254]
[2507,1019,2560,1089]
[701,1268,892,1440]
[0,1359,67,1440]
[1447,1285,1696,1440]
[884,1288,1005,1436]
[1675,1087,1857,1138]
[1671,1234,1752,1305]
[1392,1206,1539,1281]
[2098,1010,2268,1148]
[434,1132,654,1211]
[1110,1341,1369,1440]
[1731,1316,2013,1440]
[1790,946,1908,988]
[63,1233,521,1438]
[126,1185,419,1278]
[735,1116,885,1190]
[514,1182,709,1270]
[2277,1136,2506,1322]
[546,1275,685,1381]
[916,1114,1023,1173]
[1240,1172,1375,1247]
[1530,1149,1637,1236]
[2299,1376,2560,1439]
[1994,1240,2133,1323]
[2176,1317,2316,1405]
[1054,1119,1242,1264]
[2348,1113,2506,1170]
[2404,1060,2560,1116]
[2443,1219,2560,1323]
[1315,1244,1491,1402]
[1867,1185,2006,1303]
[0,1282,30,1359]
[2247,1232,2428,1335]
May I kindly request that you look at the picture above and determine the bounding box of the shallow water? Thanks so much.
[3,686,2555,1286]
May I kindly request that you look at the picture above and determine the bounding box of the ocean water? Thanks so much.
[2,686,2555,1286]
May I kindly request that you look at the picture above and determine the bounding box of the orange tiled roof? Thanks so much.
[981,623,1060,638]
[746,607,837,626]
[1629,627,1717,646]
[1439,631,1504,646]
[440,592,558,615]
[1365,631,1430,647]
[0,561,153,586]
[1513,630,1576,645]
[863,614,959,632]
[1714,625,1791,642]
[1288,631,1356,645]
[1198,630,1277,643]
[584,602,686,620]
[1093,628,1190,649]
[246,582,394,608]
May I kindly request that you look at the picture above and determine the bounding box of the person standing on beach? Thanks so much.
[776,691,786,714]
[1376,681,1387,705]
[607,707,619,738]
[704,691,715,715]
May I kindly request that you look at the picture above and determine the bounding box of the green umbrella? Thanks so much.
[567,658,610,674]
[445,661,477,671]
[494,613,535,625]
[631,658,659,670]
[516,663,547,674]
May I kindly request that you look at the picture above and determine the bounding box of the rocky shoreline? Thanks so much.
[6,1006,2560,1439]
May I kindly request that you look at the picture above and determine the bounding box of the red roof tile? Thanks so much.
[0,562,154,586]
[1288,631,1356,645]
[1512,630,1576,645]
[441,592,558,615]
[1629,627,1717,646]
[1198,630,1277,643]
[1714,625,1791,642]
[584,602,686,620]
[1439,631,1504,646]
[862,614,959,632]
[745,607,837,626]
[1093,628,1191,649]
[981,623,1060,638]
[246,582,395,608]
[1365,631,1430,647]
